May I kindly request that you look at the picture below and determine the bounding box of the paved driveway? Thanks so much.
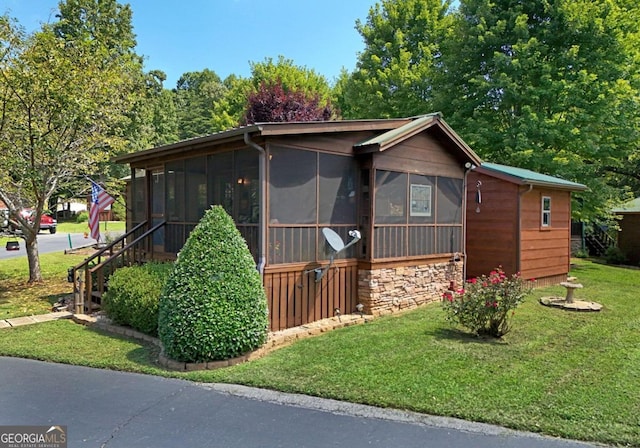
[0,357,600,448]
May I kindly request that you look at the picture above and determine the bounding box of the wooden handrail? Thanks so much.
[71,220,168,314]
[90,220,166,273]
[82,220,166,310]
[71,221,148,272]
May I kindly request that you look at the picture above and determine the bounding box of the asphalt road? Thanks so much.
[0,231,120,260]
[0,357,601,448]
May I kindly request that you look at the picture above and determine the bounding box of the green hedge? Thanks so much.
[158,205,269,362]
[102,262,174,336]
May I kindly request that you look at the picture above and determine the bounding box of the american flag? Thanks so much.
[89,181,115,241]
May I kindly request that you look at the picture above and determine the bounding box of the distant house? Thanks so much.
[114,114,483,330]
[612,197,640,265]
[56,198,88,219]
[466,163,587,287]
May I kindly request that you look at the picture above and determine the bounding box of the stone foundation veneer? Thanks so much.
[358,260,463,315]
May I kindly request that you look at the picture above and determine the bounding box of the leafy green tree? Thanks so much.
[0,5,142,282]
[212,56,333,130]
[124,69,178,152]
[436,0,640,219]
[174,68,227,139]
[336,0,454,119]
[211,74,253,131]
[53,0,136,55]
[158,205,268,362]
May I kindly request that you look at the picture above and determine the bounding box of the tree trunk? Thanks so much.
[25,232,43,283]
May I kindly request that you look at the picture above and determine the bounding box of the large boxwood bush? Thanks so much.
[158,205,269,362]
[102,262,174,336]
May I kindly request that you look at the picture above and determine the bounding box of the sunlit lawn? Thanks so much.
[0,252,88,318]
[56,220,125,234]
[0,258,638,445]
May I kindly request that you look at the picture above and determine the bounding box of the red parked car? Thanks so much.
[8,209,58,234]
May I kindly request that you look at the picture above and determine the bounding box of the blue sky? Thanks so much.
[3,0,378,88]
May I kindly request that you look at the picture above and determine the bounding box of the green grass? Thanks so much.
[56,220,125,234]
[0,252,88,318]
[0,221,125,246]
[0,259,638,445]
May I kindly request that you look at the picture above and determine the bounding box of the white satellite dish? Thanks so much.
[323,227,345,253]
[308,227,361,282]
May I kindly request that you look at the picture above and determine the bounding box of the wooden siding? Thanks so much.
[618,213,640,265]
[373,133,464,178]
[519,189,571,281]
[465,172,519,278]
[263,261,358,331]
[466,174,573,283]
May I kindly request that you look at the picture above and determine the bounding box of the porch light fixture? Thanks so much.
[475,180,482,213]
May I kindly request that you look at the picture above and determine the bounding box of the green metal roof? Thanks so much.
[612,197,640,213]
[478,162,588,191]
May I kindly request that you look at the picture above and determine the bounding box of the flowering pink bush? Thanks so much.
[442,267,533,337]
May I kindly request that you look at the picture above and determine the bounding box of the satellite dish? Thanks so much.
[322,227,345,253]
[307,228,362,282]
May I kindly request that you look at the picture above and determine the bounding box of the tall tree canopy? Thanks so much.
[436,0,640,218]
[0,0,143,282]
[337,0,453,119]
[336,0,640,220]
[174,68,227,139]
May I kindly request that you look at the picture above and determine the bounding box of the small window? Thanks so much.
[410,184,432,217]
[541,196,551,227]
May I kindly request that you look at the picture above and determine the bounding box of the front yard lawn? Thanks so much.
[0,259,638,446]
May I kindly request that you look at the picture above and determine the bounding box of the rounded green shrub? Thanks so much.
[102,262,174,336]
[158,205,269,362]
[76,211,89,223]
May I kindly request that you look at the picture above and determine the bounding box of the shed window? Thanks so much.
[542,196,551,227]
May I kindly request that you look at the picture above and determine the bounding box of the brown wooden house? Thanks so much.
[114,114,482,330]
[612,197,640,265]
[466,163,587,286]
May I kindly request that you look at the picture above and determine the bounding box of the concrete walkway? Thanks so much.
[0,310,72,328]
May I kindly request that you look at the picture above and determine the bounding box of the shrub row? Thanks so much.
[102,206,269,363]
[102,262,174,336]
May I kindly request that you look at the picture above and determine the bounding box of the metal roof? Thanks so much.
[115,118,413,165]
[476,162,588,191]
[612,197,640,213]
[353,113,483,165]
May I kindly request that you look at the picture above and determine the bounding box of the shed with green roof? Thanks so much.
[466,162,587,286]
